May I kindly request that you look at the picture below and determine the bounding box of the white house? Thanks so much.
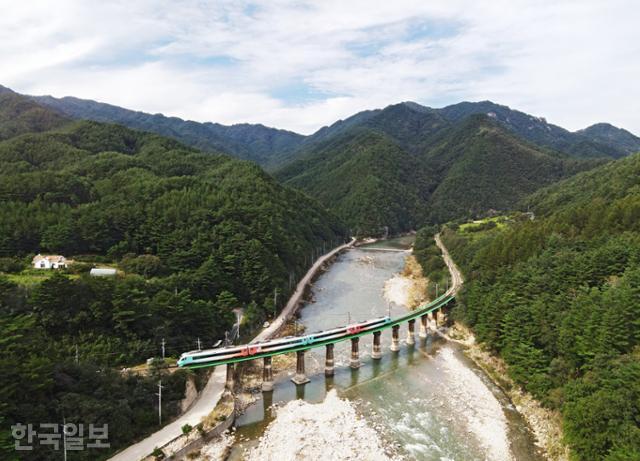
[32,254,68,269]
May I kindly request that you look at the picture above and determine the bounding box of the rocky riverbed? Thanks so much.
[247,390,395,460]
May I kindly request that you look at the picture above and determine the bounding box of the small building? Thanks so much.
[32,254,68,269]
[90,268,117,277]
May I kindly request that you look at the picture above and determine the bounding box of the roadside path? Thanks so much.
[435,233,464,295]
[109,239,354,460]
[108,366,226,461]
[252,238,355,343]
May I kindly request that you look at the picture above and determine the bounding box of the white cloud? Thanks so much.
[0,0,638,134]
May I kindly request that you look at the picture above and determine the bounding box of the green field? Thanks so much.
[4,269,79,286]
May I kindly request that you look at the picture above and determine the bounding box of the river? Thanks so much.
[221,238,543,460]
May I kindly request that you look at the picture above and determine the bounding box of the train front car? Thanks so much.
[177,354,194,367]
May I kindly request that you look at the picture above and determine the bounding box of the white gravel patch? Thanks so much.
[383,275,412,307]
[247,390,395,461]
[436,347,514,461]
[198,432,234,460]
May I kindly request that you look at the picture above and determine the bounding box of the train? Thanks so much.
[177,315,392,368]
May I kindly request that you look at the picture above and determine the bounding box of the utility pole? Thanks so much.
[161,338,165,360]
[197,338,201,350]
[62,417,68,461]
[435,283,439,298]
[75,345,79,365]
[274,288,279,318]
[156,381,164,425]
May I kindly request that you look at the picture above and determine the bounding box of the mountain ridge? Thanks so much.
[1,83,634,168]
[277,113,602,234]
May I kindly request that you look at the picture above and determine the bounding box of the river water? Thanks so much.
[225,239,543,460]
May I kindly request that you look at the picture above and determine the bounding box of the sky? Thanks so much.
[1,0,639,135]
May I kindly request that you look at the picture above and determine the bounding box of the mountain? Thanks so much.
[439,152,640,460]
[277,128,436,234]
[577,122,640,156]
[0,86,68,140]
[29,93,305,166]
[438,100,634,159]
[0,93,346,459]
[420,115,598,223]
[4,83,634,168]
[277,110,600,234]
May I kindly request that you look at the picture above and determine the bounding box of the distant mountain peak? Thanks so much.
[577,122,640,155]
[399,101,433,113]
[0,84,16,95]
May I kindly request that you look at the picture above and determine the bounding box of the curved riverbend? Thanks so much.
[219,239,543,460]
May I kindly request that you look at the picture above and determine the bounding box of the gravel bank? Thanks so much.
[446,323,569,461]
[247,390,395,461]
[436,346,514,461]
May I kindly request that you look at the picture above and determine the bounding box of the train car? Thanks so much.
[177,315,392,368]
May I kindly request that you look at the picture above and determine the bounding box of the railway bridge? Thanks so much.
[178,292,456,391]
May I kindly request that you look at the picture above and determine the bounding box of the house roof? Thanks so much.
[32,254,67,263]
[90,268,117,276]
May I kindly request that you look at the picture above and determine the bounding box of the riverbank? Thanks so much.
[247,390,395,460]
[220,238,545,460]
[444,322,569,461]
[431,235,568,460]
[383,254,428,309]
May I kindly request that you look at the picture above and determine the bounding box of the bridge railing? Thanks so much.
[182,292,455,370]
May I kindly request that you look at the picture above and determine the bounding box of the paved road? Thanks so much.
[108,365,226,461]
[435,233,464,295]
[109,240,354,460]
[252,238,355,343]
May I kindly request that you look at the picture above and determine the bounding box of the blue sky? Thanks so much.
[1,0,639,134]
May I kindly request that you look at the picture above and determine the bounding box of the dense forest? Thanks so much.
[0,95,346,460]
[278,111,601,235]
[433,154,640,460]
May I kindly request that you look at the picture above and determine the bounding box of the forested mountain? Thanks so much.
[277,112,600,235]
[0,87,68,141]
[2,83,635,171]
[295,100,637,163]
[439,154,640,460]
[577,122,640,156]
[438,100,635,159]
[277,128,436,234]
[0,94,346,459]
[28,91,305,166]
[421,115,600,222]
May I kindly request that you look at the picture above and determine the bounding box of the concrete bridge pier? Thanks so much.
[324,343,335,377]
[261,356,274,392]
[390,325,400,352]
[407,319,416,345]
[291,351,309,384]
[371,330,382,359]
[350,337,361,369]
[429,311,436,329]
[292,350,310,385]
[434,309,441,328]
[419,315,428,339]
[225,363,235,390]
